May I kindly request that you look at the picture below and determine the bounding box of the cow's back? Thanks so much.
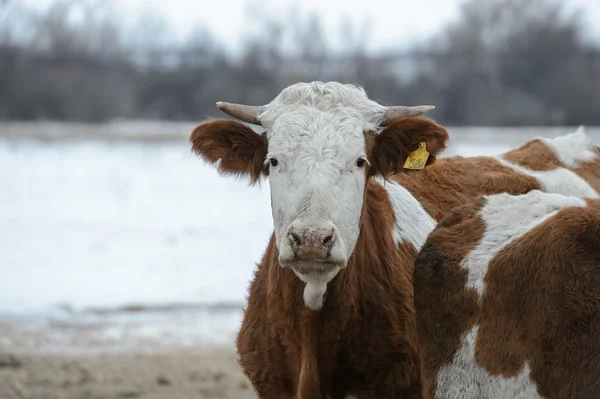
[499,128,600,198]
[390,128,600,226]
[414,191,600,399]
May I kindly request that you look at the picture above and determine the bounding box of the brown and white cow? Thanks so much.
[414,190,600,399]
[189,81,600,398]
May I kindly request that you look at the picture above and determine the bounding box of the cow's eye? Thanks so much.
[270,158,279,167]
[356,158,366,168]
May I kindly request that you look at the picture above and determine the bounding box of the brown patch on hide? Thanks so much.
[573,149,600,194]
[413,198,487,398]
[190,119,268,184]
[472,198,600,399]
[504,139,600,195]
[502,139,563,171]
[368,117,449,178]
[392,156,541,221]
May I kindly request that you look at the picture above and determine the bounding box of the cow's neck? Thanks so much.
[269,177,427,316]
[267,179,419,397]
[372,175,438,251]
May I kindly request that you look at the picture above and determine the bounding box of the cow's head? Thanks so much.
[191,82,448,309]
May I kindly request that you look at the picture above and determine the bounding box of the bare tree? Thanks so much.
[0,0,598,125]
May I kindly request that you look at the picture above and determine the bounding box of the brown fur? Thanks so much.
[480,199,600,398]
[368,117,449,178]
[237,181,422,399]
[502,138,600,193]
[412,199,487,399]
[190,119,268,184]
[414,196,600,399]
[502,139,563,171]
[574,148,600,193]
[392,156,541,221]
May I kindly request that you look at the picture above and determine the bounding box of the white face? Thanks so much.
[258,83,386,308]
[267,110,368,264]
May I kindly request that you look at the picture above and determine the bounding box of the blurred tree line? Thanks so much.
[0,0,599,125]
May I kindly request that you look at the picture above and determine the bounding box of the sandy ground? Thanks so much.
[0,348,257,399]
[0,311,257,399]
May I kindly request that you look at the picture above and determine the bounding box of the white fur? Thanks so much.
[539,126,598,168]
[262,81,385,254]
[258,82,387,309]
[463,190,586,295]
[374,176,437,250]
[496,157,599,199]
[435,325,542,399]
[259,82,387,131]
[294,268,341,311]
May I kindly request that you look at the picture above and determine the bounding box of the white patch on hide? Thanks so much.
[294,268,341,310]
[496,157,599,199]
[435,325,542,399]
[463,191,586,295]
[374,176,437,250]
[539,126,598,168]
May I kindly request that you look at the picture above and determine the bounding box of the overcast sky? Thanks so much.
[21,0,600,54]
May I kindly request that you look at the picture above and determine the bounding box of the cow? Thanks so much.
[189,81,600,398]
[414,190,600,399]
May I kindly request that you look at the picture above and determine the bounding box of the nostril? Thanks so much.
[322,234,334,247]
[290,232,302,247]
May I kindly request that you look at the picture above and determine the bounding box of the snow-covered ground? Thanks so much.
[1,140,273,312]
[1,122,597,352]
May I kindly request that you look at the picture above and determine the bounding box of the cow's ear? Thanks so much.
[190,119,268,184]
[368,117,448,178]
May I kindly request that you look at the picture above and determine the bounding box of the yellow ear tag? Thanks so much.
[403,142,430,170]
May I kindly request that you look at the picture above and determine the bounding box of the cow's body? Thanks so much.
[238,182,424,398]
[236,129,600,398]
[414,190,600,399]
[189,82,600,398]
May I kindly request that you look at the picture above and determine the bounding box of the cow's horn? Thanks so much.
[381,105,436,125]
[216,102,265,125]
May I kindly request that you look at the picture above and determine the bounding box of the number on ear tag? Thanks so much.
[403,142,430,170]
